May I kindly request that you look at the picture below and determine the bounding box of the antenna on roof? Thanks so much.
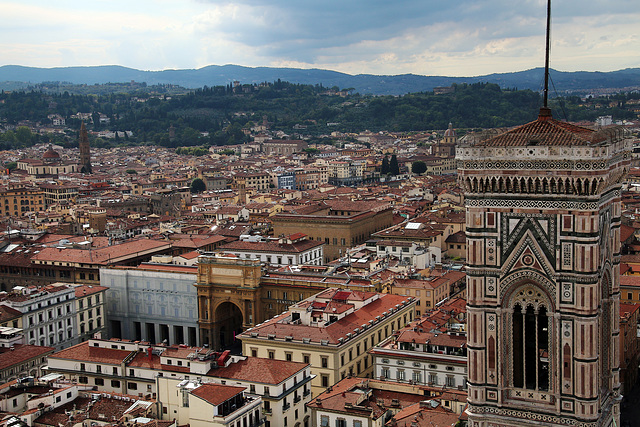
[543,0,551,108]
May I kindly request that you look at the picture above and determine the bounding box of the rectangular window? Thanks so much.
[111,380,120,388]
[321,375,329,387]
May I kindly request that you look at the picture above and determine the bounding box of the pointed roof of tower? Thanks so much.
[477,108,609,147]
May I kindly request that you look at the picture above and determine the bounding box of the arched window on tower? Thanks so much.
[510,286,550,391]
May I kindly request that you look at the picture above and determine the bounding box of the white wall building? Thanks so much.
[0,284,78,350]
[101,264,199,345]
[370,329,467,390]
[217,234,324,266]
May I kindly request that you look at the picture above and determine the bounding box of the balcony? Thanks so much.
[294,395,301,403]
[282,403,290,411]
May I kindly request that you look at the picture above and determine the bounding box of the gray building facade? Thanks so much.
[101,264,199,346]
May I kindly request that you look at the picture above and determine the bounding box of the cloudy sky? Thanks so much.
[1,0,639,77]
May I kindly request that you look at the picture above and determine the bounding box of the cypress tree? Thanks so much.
[381,156,389,174]
[390,154,400,175]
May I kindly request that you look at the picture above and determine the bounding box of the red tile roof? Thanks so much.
[389,402,459,427]
[0,304,22,323]
[0,344,54,370]
[242,293,412,345]
[475,108,610,147]
[190,383,245,406]
[206,357,307,385]
[75,285,109,298]
[219,238,323,254]
[620,276,640,288]
[49,341,131,364]
[32,239,171,265]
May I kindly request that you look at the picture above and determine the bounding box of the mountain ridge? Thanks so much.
[1,64,640,96]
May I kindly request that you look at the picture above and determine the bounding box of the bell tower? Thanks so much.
[457,110,630,425]
[79,121,92,174]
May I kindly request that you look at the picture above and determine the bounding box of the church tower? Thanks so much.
[79,122,92,174]
[457,108,630,426]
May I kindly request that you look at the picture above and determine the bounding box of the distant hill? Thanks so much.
[1,64,640,96]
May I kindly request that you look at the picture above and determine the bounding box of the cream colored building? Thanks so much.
[239,288,416,397]
[0,186,45,217]
[74,284,107,342]
[47,337,309,427]
[159,379,262,427]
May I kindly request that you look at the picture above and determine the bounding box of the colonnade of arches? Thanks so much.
[463,175,605,196]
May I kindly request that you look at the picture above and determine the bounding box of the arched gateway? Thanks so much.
[195,256,262,351]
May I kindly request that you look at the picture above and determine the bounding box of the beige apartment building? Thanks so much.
[0,186,45,217]
[238,288,416,397]
[74,284,107,343]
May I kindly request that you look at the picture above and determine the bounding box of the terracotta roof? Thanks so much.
[396,329,466,348]
[206,357,307,385]
[0,344,54,370]
[445,231,466,244]
[219,238,323,254]
[75,285,109,298]
[49,341,132,364]
[190,383,245,406]
[620,303,640,319]
[307,377,424,419]
[32,239,171,265]
[0,304,22,323]
[127,352,163,370]
[389,402,459,427]
[34,397,92,426]
[620,276,640,288]
[242,293,412,345]
[475,108,611,147]
[621,224,636,243]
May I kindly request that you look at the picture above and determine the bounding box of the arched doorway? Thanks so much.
[214,302,243,351]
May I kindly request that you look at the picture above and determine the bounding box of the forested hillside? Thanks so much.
[0,80,636,150]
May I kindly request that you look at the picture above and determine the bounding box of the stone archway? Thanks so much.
[214,302,243,351]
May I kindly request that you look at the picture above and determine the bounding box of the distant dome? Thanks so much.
[443,123,456,138]
[43,146,61,160]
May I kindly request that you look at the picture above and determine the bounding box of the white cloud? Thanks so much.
[0,0,639,75]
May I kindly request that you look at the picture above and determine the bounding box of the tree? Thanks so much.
[190,178,207,194]
[411,160,427,175]
[390,154,400,175]
[15,126,33,146]
[381,156,389,174]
